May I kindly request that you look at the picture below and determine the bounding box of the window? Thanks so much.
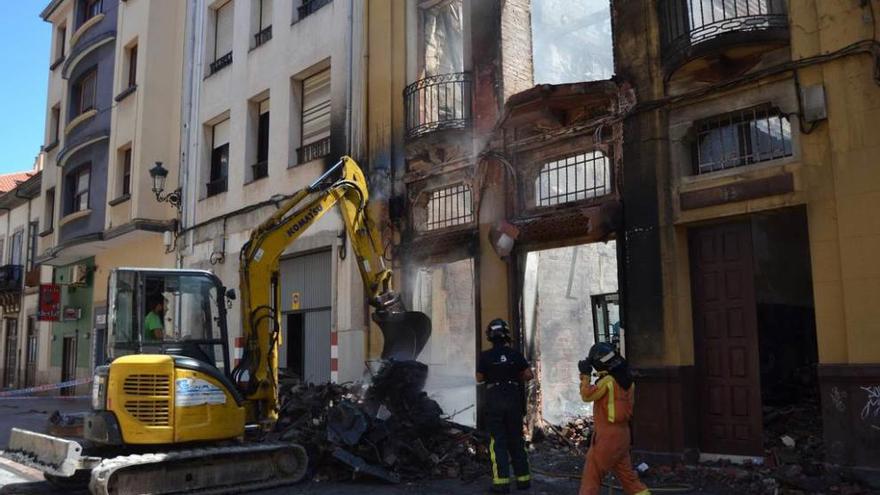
[49,105,61,144]
[72,70,97,117]
[54,25,66,62]
[80,0,102,27]
[210,1,234,74]
[252,99,270,180]
[299,69,331,163]
[121,147,132,196]
[9,231,23,267]
[253,0,272,47]
[44,188,55,232]
[66,166,90,214]
[535,151,612,207]
[420,0,464,78]
[126,44,138,89]
[27,222,38,271]
[693,105,793,174]
[425,183,473,231]
[208,119,230,196]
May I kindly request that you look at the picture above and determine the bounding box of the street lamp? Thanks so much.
[149,162,181,210]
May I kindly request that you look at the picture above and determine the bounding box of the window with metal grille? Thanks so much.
[298,68,331,163]
[535,151,611,207]
[693,105,792,174]
[425,184,473,231]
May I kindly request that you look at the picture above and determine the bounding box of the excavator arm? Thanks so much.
[233,156,430,422]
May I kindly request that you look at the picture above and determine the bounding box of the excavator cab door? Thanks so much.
[373,310,431,361]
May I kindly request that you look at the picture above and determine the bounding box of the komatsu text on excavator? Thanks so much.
[1,157,431,495]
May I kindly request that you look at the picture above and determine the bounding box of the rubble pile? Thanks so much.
[268,361,488,483]
[534,417,593,455]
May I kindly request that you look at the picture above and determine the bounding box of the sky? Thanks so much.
[0,3,50,174]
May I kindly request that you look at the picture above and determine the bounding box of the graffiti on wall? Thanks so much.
[830,386,847,413]
[860,386,880,420]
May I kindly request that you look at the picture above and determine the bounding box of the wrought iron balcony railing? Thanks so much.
[298,0,332,20]
[0,265,23,292]
[209,51,233,75]
[206,177,228,197]
[251,161,268,181]
[297,137,331,164]
[658,0,788,70]
[254,25,272,47]
[404,72,472,139]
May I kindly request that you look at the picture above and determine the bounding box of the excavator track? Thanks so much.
[89,442,308,495]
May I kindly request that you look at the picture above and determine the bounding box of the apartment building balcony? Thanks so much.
[298,0,333,20]
[0,265,23,309]
[404,72,473,140]
[658,0,789,74]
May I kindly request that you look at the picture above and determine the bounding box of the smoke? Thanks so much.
[531,0,614,84]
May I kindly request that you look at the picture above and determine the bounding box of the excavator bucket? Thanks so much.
[373,311,431,361]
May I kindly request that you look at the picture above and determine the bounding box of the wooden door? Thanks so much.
[689,222,763,456]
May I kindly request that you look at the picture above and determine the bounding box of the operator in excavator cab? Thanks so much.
[476,318,534,493]
[577,342,650,495]
[144,297,165,341]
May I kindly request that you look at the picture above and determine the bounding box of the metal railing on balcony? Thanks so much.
[206,177,228,197]
[297,137,331,164]
[209,51,233,75]
[404,72,472,139]
[251,161,268,181]
[298,0,332,20]
[658,0,788,67]
[0,265,23,292]
[254,25,272,47]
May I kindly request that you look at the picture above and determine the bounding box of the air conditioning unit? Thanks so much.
[70,264,89,285]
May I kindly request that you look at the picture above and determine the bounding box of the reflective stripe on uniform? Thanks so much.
[633,490,651,495]
[605,377,616,423]
[516,474,531,482]
[489,436,509,485]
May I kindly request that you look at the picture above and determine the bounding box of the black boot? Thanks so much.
[489,483,511,493]
[516,479,531,490]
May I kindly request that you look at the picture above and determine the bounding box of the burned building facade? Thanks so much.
[366,0,627,430]
[615,0,880,479]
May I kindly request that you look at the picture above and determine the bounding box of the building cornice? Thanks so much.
[40,0,65,21]
[57,133,109,168]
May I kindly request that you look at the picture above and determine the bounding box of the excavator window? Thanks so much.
[108,269,231,372]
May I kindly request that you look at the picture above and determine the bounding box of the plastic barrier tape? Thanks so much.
[0,377,92,398]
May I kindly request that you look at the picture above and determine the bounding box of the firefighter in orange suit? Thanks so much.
[578,342,651,495]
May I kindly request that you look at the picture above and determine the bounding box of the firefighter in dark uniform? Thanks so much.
[476,318,534,493]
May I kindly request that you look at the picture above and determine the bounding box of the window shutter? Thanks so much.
[213,119,230,148]
[302,69,331,146]
[215,1,234,57]
[260,0,273,28]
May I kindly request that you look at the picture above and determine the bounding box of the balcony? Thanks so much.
[0,265,23,292]
[209,51,233,75]
[404,72,473,139]
[206,177,228,197]
[298,0,332,20]
[297,137,331,164]
[251,161,268,181]
[254,25,272,48]
[658,0,789,73]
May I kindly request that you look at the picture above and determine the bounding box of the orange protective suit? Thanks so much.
[579,373,650,495]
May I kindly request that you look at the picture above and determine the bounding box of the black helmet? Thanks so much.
[486,318,511,343]
[587,342,625,373]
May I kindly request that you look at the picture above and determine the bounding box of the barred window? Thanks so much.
[535,151,611,207]
[425,184,473,231]
[694,105,792,174]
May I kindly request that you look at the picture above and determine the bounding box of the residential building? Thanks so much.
[178,0,367,384]
[614,0,880,479]
[38,0,184,393]
[0,166,47,390]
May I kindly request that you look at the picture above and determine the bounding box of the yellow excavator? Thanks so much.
[2,157,431,494]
